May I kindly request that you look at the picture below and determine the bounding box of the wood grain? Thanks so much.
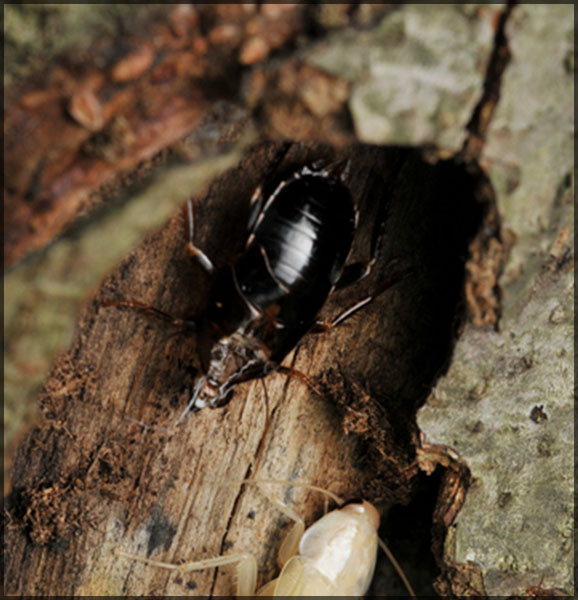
[5,141,482,596]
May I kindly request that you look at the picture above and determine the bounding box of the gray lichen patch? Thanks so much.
[417,3,574,596]
[419,263,573,594]
[307,4,501,149]
[483,4,575,293]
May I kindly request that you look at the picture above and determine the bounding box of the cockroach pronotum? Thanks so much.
[116,479,416,597]
[105,157,407,423]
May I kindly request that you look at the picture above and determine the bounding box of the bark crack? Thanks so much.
[460,1,517,162]
[208,345,301,596]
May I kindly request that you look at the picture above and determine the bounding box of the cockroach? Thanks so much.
[106,158,407,422]
[116,479,416,597]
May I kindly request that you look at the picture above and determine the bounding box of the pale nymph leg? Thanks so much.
[115,550,257,596]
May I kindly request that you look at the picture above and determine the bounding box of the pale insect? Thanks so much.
[116,480,416,597]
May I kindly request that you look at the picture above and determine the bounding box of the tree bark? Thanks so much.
[5,3,573,598]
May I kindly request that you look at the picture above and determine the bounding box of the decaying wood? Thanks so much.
[4,138,491,596]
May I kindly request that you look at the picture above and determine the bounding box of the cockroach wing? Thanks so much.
[298,509,379,596]
[274,555,338,596]
[255,576,279,597]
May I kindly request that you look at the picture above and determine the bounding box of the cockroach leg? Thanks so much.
[253,483,306,568]
[317,156,352,181]
[313,262,413,333]
[115,549,258,596]
[334,186,390,291]
[246,185,265,242]
[186,197,215,275]
[275,366,323,398]
[312,297,374,332]
[101,298,195,329]
[334,261,373,290]
[247,142,291,238]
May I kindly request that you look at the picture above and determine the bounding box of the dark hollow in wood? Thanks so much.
[5,141,488,596]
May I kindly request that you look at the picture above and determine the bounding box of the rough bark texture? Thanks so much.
[4,3,573,598]
[418,4,574,596]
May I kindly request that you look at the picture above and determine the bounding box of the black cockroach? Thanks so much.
[106,158,405,422]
